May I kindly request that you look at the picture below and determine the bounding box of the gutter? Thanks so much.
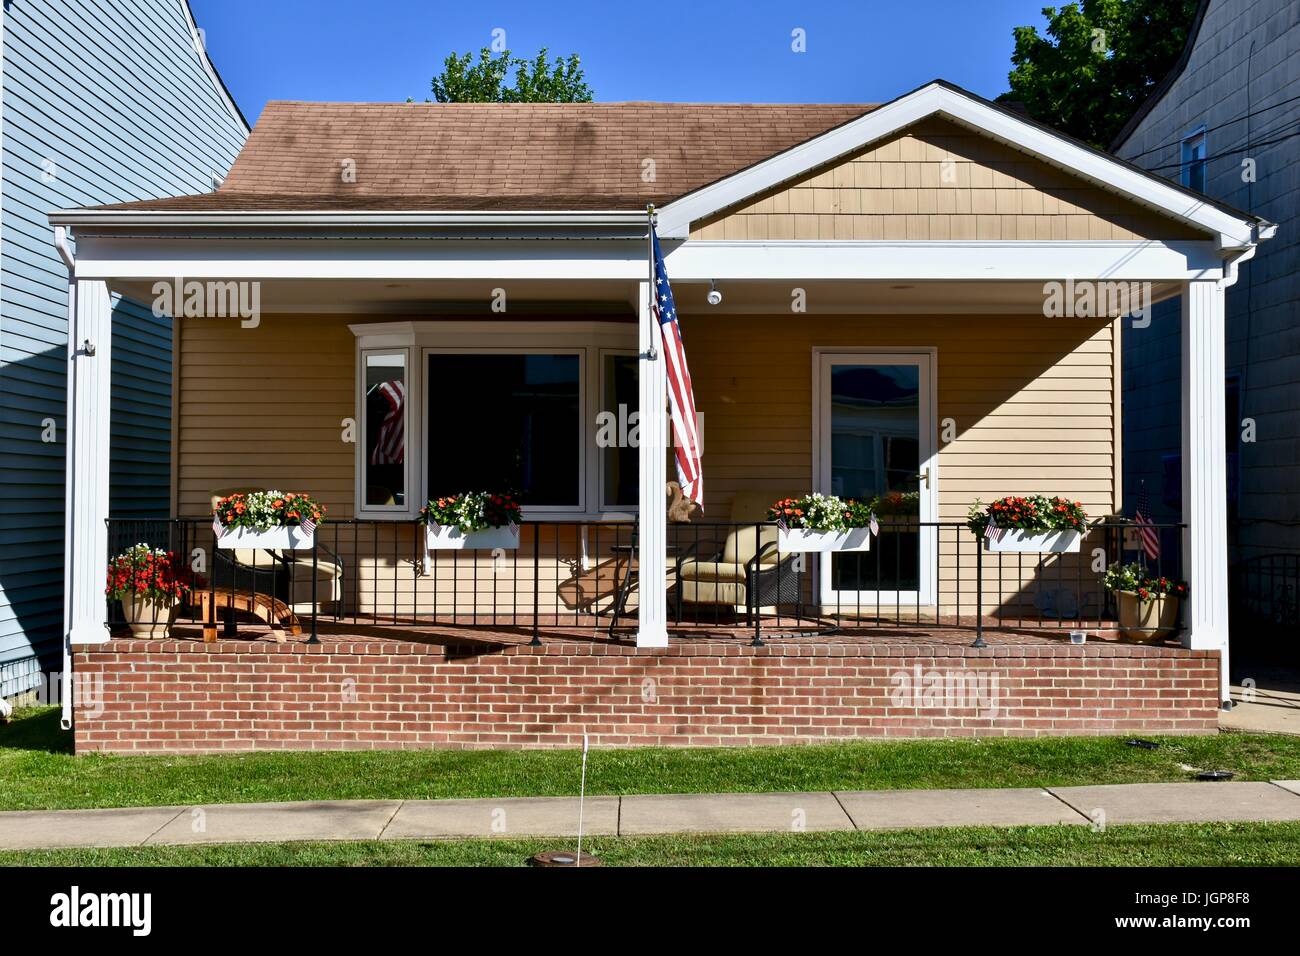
[47,209,651,229]
[1221,220,1278,288]
[53,226,77,732]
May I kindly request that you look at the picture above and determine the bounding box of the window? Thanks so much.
[1181,127,1207,193]
[427,352,582,508]
[351,322,640,520]
[601,353,639,509]
[361,350,408,509]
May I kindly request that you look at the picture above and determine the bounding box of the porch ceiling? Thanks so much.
[107,276,1183,317]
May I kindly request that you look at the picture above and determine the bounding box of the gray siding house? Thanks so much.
[1,0,247,695]
[1112,0,1298,640]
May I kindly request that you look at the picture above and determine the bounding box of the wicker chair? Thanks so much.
[674,490,803,620]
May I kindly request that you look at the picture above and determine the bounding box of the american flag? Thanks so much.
[298,513,318,538]
[651,226,703,507]
[984,515,1006,543]
[1134,483,1160,561]
[370,380,405,465]
[212,512,226,540]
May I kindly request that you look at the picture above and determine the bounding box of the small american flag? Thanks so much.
[1134,483,1160,561]
[984,515,1006,543]
[299,514,318,538]
[651,225,703,507]
[869,512,880,537]
[370,379,405,465]
[212,512,226,540]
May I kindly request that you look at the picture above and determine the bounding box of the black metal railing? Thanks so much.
[104,516,1186,644]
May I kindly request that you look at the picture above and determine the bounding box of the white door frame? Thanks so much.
[811,347,938,608]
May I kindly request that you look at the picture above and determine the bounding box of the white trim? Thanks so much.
[51,210,645,227]
[66,280,113,645]
[812,348,938,608]
[597,347,640,514]
[1181,280,1230,705]
[656,82,1258,247]
[636,280,668,648]
[73,236,1231,283]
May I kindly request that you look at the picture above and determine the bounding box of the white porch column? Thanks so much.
[636,279,668,648]
[64,279,113,645]
[1180,280,1230,705]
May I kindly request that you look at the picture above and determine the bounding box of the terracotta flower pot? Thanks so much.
[120,594,178,638]
[1115,590,1180,643]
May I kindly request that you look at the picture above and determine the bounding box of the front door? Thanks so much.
[814,351,936,608]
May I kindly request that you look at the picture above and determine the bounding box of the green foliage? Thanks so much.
[432,47,593,103]
[1001,0,1201,147]
[1104,561,1188,602]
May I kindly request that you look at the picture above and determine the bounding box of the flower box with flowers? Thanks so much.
[106,544,196,637]
[1104,562,1187,642]
[422,492,521,553]
[967,495,1087,553]
[768,494,873,552]
[212,491,325,550]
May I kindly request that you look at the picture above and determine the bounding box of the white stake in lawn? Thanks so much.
[576,732,589,865]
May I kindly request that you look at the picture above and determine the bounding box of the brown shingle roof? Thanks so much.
[94,101,876,213]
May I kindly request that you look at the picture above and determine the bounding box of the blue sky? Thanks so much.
[190,0,1053,125]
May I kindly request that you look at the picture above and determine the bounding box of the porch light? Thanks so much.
[706,279,722,306]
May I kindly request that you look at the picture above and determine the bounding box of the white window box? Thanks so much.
[425,523,521,552]
[777,527,873,553]
[984,529,1081,553]
[215,525,316,550]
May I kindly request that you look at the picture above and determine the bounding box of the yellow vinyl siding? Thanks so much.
[174,311,1116,617]
[691,117,1205,242]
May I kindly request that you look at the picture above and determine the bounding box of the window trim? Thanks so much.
[350,321,637,521]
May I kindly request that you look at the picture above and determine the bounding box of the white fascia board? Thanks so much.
[72,236,1225,283]
[656,83,1257,247]
[48,209,646,228]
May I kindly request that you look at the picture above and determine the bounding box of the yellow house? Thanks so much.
[53,81,1273,748]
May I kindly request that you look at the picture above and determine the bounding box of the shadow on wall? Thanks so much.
[0,296,172,695]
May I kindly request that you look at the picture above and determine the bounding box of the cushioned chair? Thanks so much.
[209,487,344,614]
[675,490,803,619]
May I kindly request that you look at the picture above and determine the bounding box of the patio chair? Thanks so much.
[675,490,803,620]
[208,487,344,614]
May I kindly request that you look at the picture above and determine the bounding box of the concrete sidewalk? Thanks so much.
[5,781,1300,850]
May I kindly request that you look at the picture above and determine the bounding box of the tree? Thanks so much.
[1001,0,1201,148]
[432,47,593,103]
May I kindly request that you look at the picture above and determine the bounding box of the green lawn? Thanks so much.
[4,822,1299,867]
[5,706,1299,812]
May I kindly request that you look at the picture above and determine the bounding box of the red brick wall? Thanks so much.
[70,639,1221,753]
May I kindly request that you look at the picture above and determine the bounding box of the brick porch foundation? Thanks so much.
[70,637,1221,753]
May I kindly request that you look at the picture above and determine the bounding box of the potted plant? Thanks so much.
[1104,562,1187,642]
[967,495,1087,553]
[106,544,195,637]
[768,493,874,552]
[212,490,324,550]
[422,491,521,552]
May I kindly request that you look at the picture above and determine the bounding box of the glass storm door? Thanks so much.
[816,352,936,607]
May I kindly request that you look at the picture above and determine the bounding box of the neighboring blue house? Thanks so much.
[1,0,247,696]
[1112,0,1298,663]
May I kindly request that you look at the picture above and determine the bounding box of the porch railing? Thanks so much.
[104,517,1186,644]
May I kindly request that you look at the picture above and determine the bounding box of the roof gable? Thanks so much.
[691,116,1203,242]
[658,80,1263,247]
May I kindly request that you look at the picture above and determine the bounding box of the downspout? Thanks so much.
[54,225,77,731]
